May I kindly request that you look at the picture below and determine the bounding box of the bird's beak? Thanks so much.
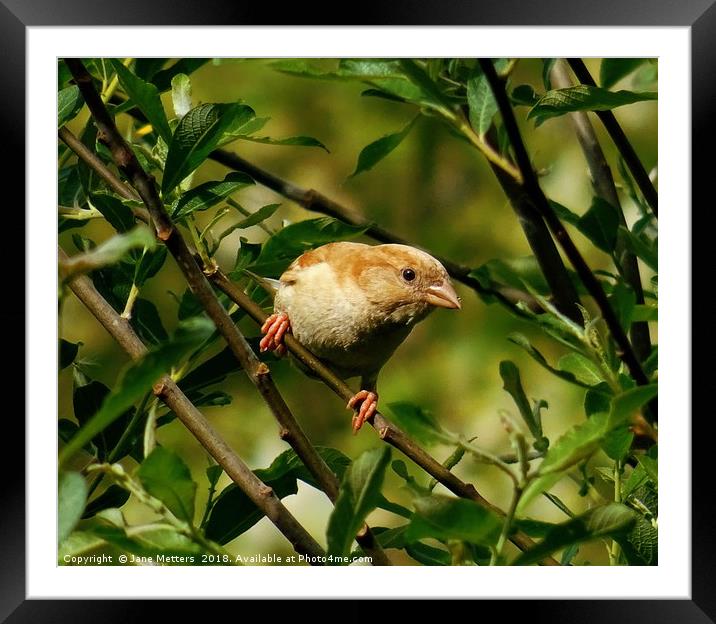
[425,281,461,309]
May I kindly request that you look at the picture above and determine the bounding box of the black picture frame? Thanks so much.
[5,1,702,619]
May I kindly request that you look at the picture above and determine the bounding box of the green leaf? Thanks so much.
[237,135,329,152]
[134,247,168,286]
[59,318,215,466]
[539,412,608,475]
[549,200,581,227]
[513,503,636,565]
[326,447,391,558]
[619,225,658,271]
[386,402,453,446]
[138,446,197,522]
[511,84,539,107]
[609,281,637,330]
[577,197,620,253]
[170,73,192,118]
[609,384,658,428]
[110,60,172,144]
[499,360,546,445]
[151,59,209,93]
[130,298,169,345]
[205,446,350,545]
[58,85,84,128]
[59,472,88,543]
[349,117,417,178]
[601,426,634,461]
[507,333,592,389]
[133,58,168,82]
[584,384,612,416]
[557,353,605,386]
[205,475,298,545]
[179,347,241,395]
[405,494,502,547]
[59,226,156,280]
[518,413,610,514]
[529,85,657,125]
[82,484,131,518]
[637,454,658,485]
[59,339,81,369]
[632,304,658,322]
[162,103,255,195]
[217,203,280,244]
[467,74,498,136]
[90,193,136,232]
[600,59,648,89]
[73,379,133,460]
[471,256,552,296]
[541,59,557,90]
[252,217,368,276]
[171,172,254,219]
[398,60,454,114]
[622,515,658,565]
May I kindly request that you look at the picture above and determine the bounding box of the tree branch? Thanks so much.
[64,59,391,566]
[479,59,653,408]
[59,249,325,561]
[487,152,582,323]
[551,60,652,362]
[566,58,658,218]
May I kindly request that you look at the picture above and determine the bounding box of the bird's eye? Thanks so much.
[402,268,416,282]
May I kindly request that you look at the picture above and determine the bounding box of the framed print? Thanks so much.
[4,0,705,619]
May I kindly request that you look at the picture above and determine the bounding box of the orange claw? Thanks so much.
[347,390,378,434]
[260,313,290,354]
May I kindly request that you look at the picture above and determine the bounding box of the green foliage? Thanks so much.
[110,59,172,143]
[529,85,657,125]
[59,318,214,466]
[327,447,391,559]
[172,172,254,219]
[162,103,255,194]
[349,117,418,178]
[206,447,351,545]
[405,494,502,547]
[600,59,648,89]
[138,447,197,522]
[58,85,84,128]
[59,472,89,543]
[467,74,499,136]
[513,503,636,565]
[58,57,658,567]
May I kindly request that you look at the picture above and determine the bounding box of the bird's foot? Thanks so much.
[347,390,378,434]
[259,312,290,356]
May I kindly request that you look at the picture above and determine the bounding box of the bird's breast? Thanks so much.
[273,261,412,378]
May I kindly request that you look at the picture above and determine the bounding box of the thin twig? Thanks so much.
[64,59,391,566]
[566,58,658,218]
[479,60,653,408]
[60,250,325,561]
[551,60,652,362]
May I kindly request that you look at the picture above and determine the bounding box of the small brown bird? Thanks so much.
[259,241,461,433]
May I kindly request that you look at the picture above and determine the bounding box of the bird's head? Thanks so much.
[351,243,461,326]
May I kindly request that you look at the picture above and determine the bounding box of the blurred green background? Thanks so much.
[59,58,657,565]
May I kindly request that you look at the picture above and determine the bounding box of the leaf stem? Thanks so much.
[121,282,140,319]
[491,486,522,565]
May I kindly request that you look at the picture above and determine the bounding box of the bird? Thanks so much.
[258,241,461,433]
